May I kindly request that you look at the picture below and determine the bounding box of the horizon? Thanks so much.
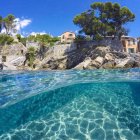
[1,0,140,37]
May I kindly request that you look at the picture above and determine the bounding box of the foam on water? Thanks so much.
[0,69,140,140]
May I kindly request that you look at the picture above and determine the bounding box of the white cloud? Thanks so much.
[29,31,53,37]
[14,18,32,32]
[30,31,47,36]
[1,28,6,33]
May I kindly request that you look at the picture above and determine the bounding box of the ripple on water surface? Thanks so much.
[0,69,140,140]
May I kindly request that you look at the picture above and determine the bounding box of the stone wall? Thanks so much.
[77,38,123,51]
[47,38,123,58]
[47,43,77,58]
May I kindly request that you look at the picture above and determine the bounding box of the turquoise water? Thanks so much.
[0,69,140,140]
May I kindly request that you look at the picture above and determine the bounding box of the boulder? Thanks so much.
[75,57,104,70]
[112,51,128,59]
[105,53,115,61]
[10,56,26,67]
[41,56,67,70]
[101,61,115,69]
[94,56,104,65]
[73,57,92,70]
[3,62,17,70]
[115,57,136,68]
[90,46,111,59]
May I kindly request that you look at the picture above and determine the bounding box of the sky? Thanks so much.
[0,0,140,37]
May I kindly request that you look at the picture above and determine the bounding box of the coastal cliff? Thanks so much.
[0,41,140,71]
[34,46,140,70]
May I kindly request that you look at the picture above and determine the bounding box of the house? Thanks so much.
[121,36,138,53]
[60,32,76,44]
[137,37,140,52]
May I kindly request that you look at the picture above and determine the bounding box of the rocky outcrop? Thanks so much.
[72,47,140,70]
[10,56,26,67]
[1,42,139,70]
[1,42,27,56]
[3,62,17,70]
[36,46,140,70]
[40,56,67,70]
[115,57,140,68]
[73,57,92,70]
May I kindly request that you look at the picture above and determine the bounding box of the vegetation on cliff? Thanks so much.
[27,34,60,46]
[0,34,14,45]
[27,47,36,67]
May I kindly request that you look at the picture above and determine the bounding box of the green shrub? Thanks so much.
[27,34,60,47]
[16,34,21,42]
[27,47,36,67]
[20,38,27,46]
[0,34,14,45]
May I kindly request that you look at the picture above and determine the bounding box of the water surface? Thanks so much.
[0,69,140,140]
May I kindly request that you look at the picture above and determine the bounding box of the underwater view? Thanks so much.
[0,69,140,140]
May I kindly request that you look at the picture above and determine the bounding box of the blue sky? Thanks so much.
[0,0,140,37]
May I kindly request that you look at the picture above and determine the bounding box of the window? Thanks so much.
[69,34,73,37]
[133,40,136,45]
[128,48,134,53]
[62,35,65,39]
[128,40,130,45]
[67,38,73,40]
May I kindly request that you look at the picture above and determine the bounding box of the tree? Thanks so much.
[3,14,15,35]
[73,2,135,40]
[0,16,3,33]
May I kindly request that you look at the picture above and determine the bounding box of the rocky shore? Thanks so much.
[1,45,140,71]
[33,46,140,70]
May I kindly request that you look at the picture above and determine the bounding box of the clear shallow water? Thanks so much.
[0,69,140,140]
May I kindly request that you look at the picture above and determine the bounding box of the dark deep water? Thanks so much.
[0,69,140,140]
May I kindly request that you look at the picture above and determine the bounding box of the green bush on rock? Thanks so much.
[0,34,14,45]
[27,47,36,67]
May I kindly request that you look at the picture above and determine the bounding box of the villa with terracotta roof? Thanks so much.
[121,36,139,53]
[60,32,76,44]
